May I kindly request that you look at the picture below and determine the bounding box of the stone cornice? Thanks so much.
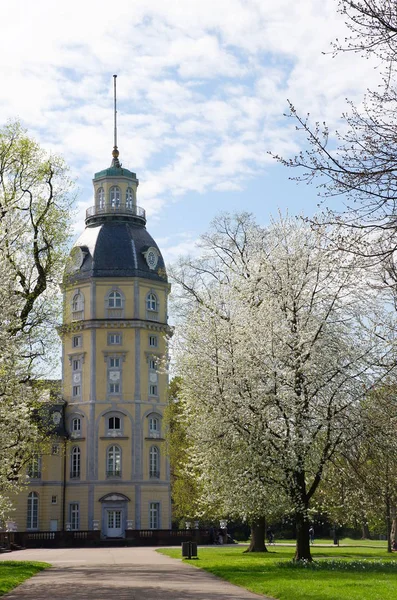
[58,318,173,337]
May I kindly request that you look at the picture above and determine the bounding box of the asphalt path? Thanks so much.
[0,546,273,600]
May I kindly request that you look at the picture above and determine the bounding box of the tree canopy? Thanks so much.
[171,213,393,560]
[0,121,75,520]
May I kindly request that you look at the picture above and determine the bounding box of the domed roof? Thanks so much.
[65,221,167,284]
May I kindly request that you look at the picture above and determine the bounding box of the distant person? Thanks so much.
[309,526,314,545]
[267,527,274,545]
[392,539,397,552]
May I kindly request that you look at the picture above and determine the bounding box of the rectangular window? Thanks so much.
[149,335,158,348]
[28,456,41,479]
[69,503,79,531]
[149,359,157,370]
[27,494,38,529]
[149,502,160,529]
[108,416,121,431]
[73,385,81,397]
[110,357,120,368]
[109,383,120,394]
[149,384,158,396]
[51,444,59,455]
[51,495,57,504]
[108,333,122,345]
[72,335,82,348]
[72,359,81,371]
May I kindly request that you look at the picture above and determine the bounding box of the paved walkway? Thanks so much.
[0,547,272,600]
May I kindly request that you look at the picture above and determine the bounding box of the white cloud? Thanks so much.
[0,0,384,230]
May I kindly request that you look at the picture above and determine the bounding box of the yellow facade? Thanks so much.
[12,152,171,536]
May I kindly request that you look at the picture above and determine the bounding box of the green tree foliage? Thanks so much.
[319,386,397,552]
[0,121,75,519]
[165,377,204,524]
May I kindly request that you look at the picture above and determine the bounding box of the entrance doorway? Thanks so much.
[106,510,122,537]
[50,519,58,532]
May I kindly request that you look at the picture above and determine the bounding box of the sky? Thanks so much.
[0,0,382,264]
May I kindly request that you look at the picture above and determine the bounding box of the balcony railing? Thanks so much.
[107,470,121,478]
[86,204,146,223]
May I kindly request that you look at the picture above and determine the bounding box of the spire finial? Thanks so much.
[111,74,121,168]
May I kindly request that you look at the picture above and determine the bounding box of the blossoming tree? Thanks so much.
[171,213,392,560]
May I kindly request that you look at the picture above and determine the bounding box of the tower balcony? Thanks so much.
[85,204,146,226]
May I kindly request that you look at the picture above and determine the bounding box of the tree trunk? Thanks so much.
[390,516,397,551]
[244,517,267,552]
[386,498,392,553]
[361,522,371,540]
[294,511,312,561]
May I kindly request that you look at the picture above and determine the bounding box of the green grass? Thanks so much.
[158,543,397,600]
[0,561,50,596]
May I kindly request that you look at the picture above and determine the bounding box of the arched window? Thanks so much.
[106,289,125,318]
[71,417,81,436]
[27,492,39,529]
[126,188,134,209]
[110,186,121,208]
[71,447,81,479]
[71,292,84,320]
[146,293,158,312]
[97,187,105,209]
[149,417,160,438]
[149,446,160,478]
[108,291,122,308]
[72,293,83,312]
[107,445,121,477]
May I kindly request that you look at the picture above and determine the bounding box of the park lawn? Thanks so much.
[0,561,50,596]
[158,544,397,600]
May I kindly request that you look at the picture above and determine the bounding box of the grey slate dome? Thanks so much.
[66,221,167,284]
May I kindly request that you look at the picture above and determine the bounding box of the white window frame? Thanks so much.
[71,291,84,320]
[51,495,58,505]
[105,289,125,318]
[107,445,121,477]
[146,292,158,312]
[149,502,160,530]
[108,332,122,345]
[108,291,122,308]
[28,455,41,479]
[69,503,80,531]
[70,446,81,479]
[149,384,158,397]
[27,492,39,530]
[149,335,158,348]
[149,445,160,479]
[72,335,82,348]
[110,186,121,208]
[71,417,81,436]
[97,187,105,209]
[149,416,160,438]
[126,187,134,209]
[107,415,122,434]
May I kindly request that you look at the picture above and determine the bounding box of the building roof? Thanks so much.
[66,221,168,284]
